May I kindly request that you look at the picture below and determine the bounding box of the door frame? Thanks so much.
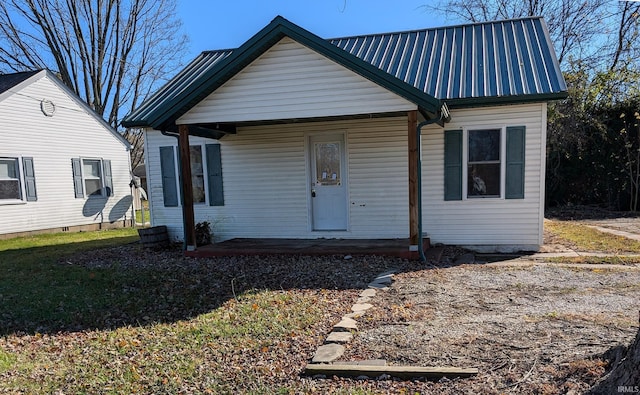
[305,131,350,232]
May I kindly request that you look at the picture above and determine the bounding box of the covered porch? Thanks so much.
[175,108,448,259]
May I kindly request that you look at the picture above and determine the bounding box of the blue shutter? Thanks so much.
[22,157,37,201]
[506,126,526,199]
[206,144,224,206]
[71,158,84,198]
[102,159,113,197]
[444,130,463,201]
[159,146,178,207]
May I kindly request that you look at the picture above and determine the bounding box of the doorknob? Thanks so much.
[311,189,316,198]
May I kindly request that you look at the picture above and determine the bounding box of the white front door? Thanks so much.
[310,134,348,231]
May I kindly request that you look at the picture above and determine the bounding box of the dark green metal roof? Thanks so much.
[122,16,566,129]
[330,17,567,107]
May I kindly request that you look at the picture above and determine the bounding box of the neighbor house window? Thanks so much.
[444,126,526,201]
[83,159,104,196]
[0,158,21,200]
[71,158,113,198]
[0,156,37,202]
[467,129,501,198]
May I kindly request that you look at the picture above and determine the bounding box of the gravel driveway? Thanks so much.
[338,260,640,394]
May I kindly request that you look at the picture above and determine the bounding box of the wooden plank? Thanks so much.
[178,124,197,250]
[408,110,419,247]
[304,363,478,380]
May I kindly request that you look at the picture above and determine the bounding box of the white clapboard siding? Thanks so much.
[422,103,547,251]
[0,72,131,235]
[177,37,416,124]
[146,116,410,241]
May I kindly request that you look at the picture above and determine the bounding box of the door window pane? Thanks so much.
[0,158,21,200]
[468,129,500,197]
[315,142,340,186]
[190,146,205,203]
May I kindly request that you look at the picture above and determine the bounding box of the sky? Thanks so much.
[176,0,450,60]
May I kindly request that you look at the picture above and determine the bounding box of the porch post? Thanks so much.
[408,110,419,250]
[178,124,197,250]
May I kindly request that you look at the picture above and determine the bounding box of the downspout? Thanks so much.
[161,129,187,251]
[416,105,450,262]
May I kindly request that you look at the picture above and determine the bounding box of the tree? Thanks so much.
[0,0,188,170]
[590,313,640,394]
[428,0,640,211]
[427,0,608,65]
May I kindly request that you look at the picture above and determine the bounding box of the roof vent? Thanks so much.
[40,99,56,116]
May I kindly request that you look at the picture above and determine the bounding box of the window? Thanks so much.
[444,126,525,201]
[83,159,103,196]
[0,158,21,200]
[159,144,224,207]
[467,129,501,197]
[0,157,37,202]
[72,158,113,198]
[190,146,206,203]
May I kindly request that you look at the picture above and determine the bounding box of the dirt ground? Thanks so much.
[334,226,640,394]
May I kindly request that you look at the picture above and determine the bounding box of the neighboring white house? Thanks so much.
[0,69,133,238]
[123,16,567,253]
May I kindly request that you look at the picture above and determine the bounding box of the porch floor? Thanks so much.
[185,238,431,259]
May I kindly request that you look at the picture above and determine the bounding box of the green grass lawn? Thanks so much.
[0,229,140,335]
[545,219,640,263]
[0,229,388,393]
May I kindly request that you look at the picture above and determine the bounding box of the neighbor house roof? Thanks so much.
[122,16,566,130]
[0,69,131,149]
[0,70,41,95]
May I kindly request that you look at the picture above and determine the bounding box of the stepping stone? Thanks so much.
[334,317,358,331]
[343,312,365,319]
[360,289,376,298]
[351,303,373,313]
[368,282,389,290]
[373,274,393,285]
[311,344,345,363]
[326,331,353,343]
[356,296,371,304]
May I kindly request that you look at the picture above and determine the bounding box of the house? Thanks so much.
[0,69,133,239]
[122,16,567,253]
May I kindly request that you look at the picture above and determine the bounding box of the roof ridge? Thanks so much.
[196,16,547,56]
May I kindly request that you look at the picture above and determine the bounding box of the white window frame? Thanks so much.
[81,158,105,197]
[0,156,26,205]
[462,126,507,200]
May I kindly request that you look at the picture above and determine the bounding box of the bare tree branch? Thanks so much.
[0,0,188,129]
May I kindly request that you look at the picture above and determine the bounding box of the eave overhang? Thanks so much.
[121,16,442,131]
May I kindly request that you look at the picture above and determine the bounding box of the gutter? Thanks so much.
[160,129,188,251]
[416,105,451,262]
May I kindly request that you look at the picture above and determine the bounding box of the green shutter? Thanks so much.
[159,146,178,207]
[103,159,113,197]
[22,157,37,201]
[206,144,224,206]
[444,130,462,201]
[71,158,84,198]
[506,126,526,199]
